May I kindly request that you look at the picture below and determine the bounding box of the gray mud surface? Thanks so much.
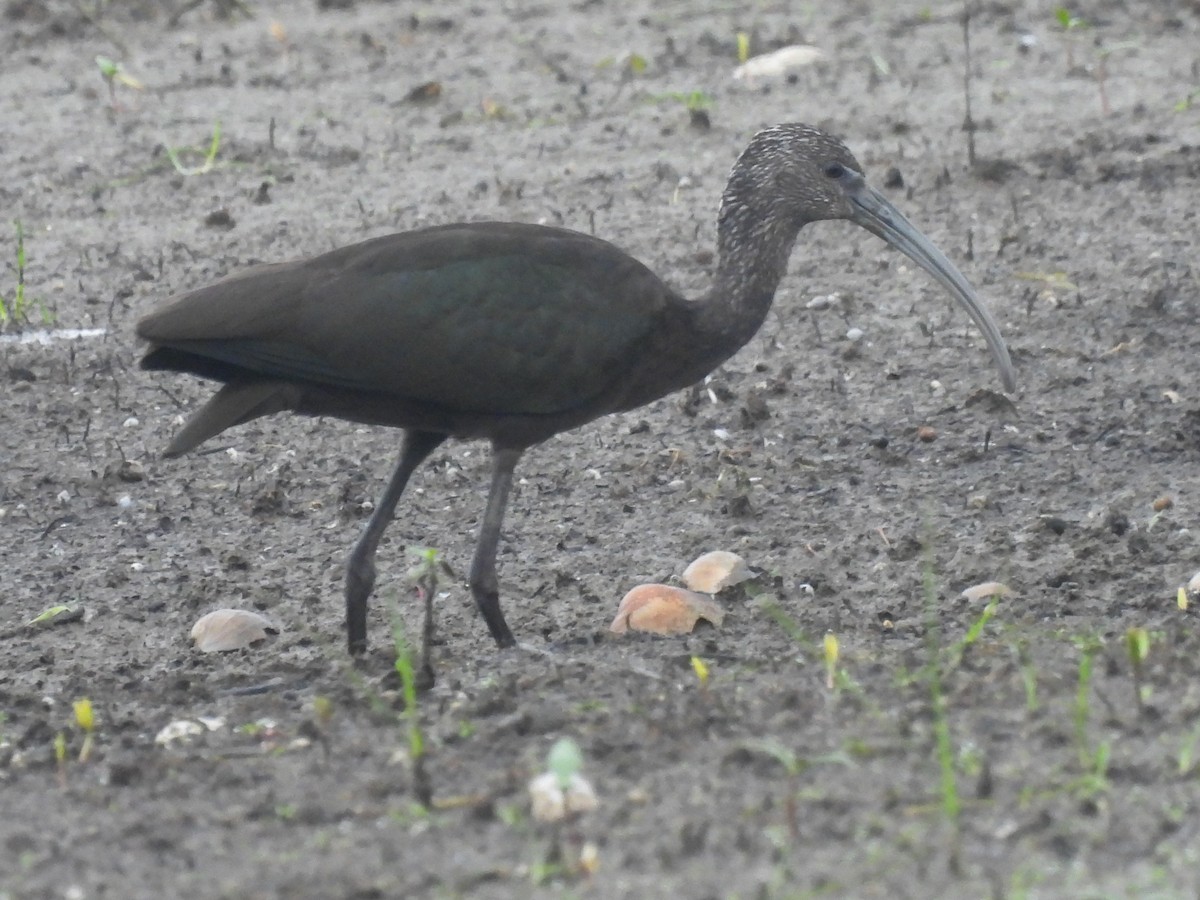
[3,1,1200,897]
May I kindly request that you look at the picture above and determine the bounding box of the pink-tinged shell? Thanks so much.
[190,609,277,652]
[959,582,1011,603]
[681,550,752,593]
[610,584,725,636]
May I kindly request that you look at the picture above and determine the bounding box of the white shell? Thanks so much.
[1187,571,1200,597]
[190,609,277,652]
[959,582,1011,603]
[682,551,752,594]
[733,45,825,81]
[529,772,599,823]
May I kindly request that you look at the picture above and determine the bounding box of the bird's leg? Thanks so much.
[345,429,446,654]
[470,446,522,648]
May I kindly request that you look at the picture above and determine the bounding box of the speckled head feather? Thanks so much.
[719,123,865,234]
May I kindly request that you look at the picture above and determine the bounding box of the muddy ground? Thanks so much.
[2,0,1200,897]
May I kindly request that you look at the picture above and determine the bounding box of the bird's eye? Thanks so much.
[823,163,845,179]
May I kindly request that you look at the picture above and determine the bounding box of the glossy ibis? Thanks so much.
[138,124,1016,653]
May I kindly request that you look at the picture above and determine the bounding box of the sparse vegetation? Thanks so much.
[165,121,224,176]
[0,221,52,330]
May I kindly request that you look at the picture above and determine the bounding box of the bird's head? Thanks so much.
[718,123,1016,392]
[722,123,867,228]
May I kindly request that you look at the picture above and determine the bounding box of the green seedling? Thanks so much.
[690,655,710,693]
[1054,8,1087,69]
[54,731,68,788]
[74,699,96,763]
[0,220,28,326]
[650,90,715,129]
[736,31,750,64]
[736,738,854,840]
[596,53,648,76]
[1178,722,1200,776]
[530,738,600,879]
[27,605,74,627]
[823,632,839,690]
[1072,636,1110,795]
[390,608,431,808]
[929,664,960,821]
[0,221,51,329]
[312,695,333,728]
[548,737,583,788]
[1010,639,1039,713]
[759,597,813,650]
[946,596,1000,671]
[165,121,223,177]
[1015,270,1079,293]
[406,546,452,689]
[1176,87,1200,111]
[1055,7,1086,30]
[1126,626,1150,714]
[95,55,143,107]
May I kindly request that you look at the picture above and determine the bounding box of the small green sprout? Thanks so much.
[27,605,73,627]
[1054,8,1086,31]
[313,695,333,727]
[690,655,710,689]
[0,221,51,328]
[54,731,68,787]
[1126,627,1151,713]
[548,737,583,789]
[823,632,839,690]
[736,32,750,64]
[390,588,432,808]
[96,55,144,107]
[74,699,96,763]
[165,121,223,177]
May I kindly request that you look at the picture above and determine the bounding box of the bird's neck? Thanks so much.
[696,197,801,348]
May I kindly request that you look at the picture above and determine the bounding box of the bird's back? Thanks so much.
[139,222,682,423]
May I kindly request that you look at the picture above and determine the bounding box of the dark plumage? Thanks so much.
[138,124,1015,652]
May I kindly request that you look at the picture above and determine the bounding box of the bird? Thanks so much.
[138,123,1016,654]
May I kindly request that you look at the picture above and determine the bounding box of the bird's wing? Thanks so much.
[138,223,674,416]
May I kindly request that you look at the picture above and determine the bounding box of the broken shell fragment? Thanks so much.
[1187,571,1200,599]
[610,584,725,635]
[682,550,752,593]
[959,581,1011,603]
[529,771,599,823]
[154,715,225,746]
[190,608,277,652]
[732,45,825,81]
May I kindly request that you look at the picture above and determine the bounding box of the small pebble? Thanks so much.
[917,425,937,442]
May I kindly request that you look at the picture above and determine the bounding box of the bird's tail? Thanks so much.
[164,380,301,457]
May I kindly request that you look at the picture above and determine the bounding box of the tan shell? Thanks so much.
[610,584,725,635]
[681,550,752,593]
[190,609,277,652]
[959,581,1011,603]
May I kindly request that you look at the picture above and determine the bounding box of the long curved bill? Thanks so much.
[846,176,1017,392]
